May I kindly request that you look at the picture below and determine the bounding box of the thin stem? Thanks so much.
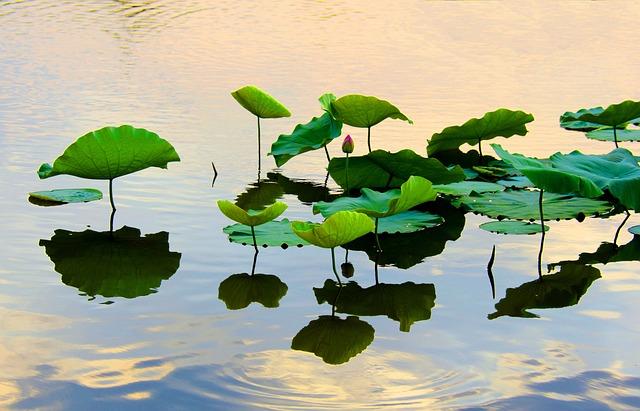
[108,178,116,234]
[367,126,372,153]
[331,284,343,317]
[250,247,259,276]
[478,137,483,158]
[374,251,380,285]
[250,226,259,275]
[345,154,349,194]
[537,189,545,279]
[257,116,262,175]
[324,170,330,188]
[613,126,619,148]
[374,217,382,252]
[331,247,342,286]
[613,208,631,246]
[324,145,331,162]
[344,249,349,264]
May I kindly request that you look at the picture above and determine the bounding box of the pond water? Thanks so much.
[1,1,639,409]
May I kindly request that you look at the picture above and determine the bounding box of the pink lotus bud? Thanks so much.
[341,135,354,154]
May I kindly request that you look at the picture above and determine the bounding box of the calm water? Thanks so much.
[1,1,639,409]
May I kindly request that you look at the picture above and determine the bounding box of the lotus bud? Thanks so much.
[341,135,354,154]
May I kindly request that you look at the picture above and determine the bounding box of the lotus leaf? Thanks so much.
[330,94,412,128]
[454,190,612,221]
[480,221,549,235]
[223,219,310,248]
[560,100,640,130]
[39,226,181,299]
[629,225,640,236]
[218,273,288,309]
[586,127,640,142]
[376,211,443,234]
[433,181,504,196]
[38,125,180,181]
[427,108,534,156]
[291,315,374,365]
[560,107,606,131]
[231,85,291,118]
[291,211,374,248]
[313,176,437,219]
[29,188,103,204]
[328,149,465,191]
[217,200,287,227]
[496,176,533,189]
[318,93,338,118]
[314,280,436,332]
[269,112,342,167]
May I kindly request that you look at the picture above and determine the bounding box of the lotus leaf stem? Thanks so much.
[613,209,631,246]
[250,226,259,275]
[250,247,258,276]
[537,189,545,279]
[367,126,371,153]
[345,153,350,193]
[374,217,382,252]
[108,178,116,234]
[477,136,483,158]
[257,116,261,175]
[330,247,342,286]
[613,126,618,148]
[374,252,380,285]
[324,145,331,162]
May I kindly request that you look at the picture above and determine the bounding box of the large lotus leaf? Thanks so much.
[491,144,603,198]
[314,280,436,332]
[433,181,504,196]
[313,176,437,219]
[488,263,601,319]
[586,127,640,142]
[235,180,285,211]
[223,219,310,248]
[217,200,287,227]
[269,113,343,167]
[39,226,181,299]
[550,148,640,211]
[428,148,496,169]
[480,221,549,235]
[291,315,374,365]
[454,190,612,221]
[560,107,605,131]
[318,93,338,118]
[231,85,291,118]
[561,100,640,129]
[427,108,534,156]
[38,125,180,180]
[218,273,288,309]
[330,94,412,128]
[291,211,374,248]
[376,211,443,234]
[328,149,465,191]
[29,188,103,204]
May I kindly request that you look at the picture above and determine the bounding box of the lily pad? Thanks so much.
[291,211,374,249]
[480,221,549,235]
[330,94,412,128]
[427,108,534,156]
[29,188,103,204]
[586,127,640,142]
[217,200,287,227]
[38,125,180,180]
[269,112,342,167]
[454,190,612,221]
[328,149,465,191]
[376,210,443,234]
[231,85,291,118]
[223,219,309,248]
[218,273,288,309]
[433,181,504,196]
[291,315,374,365]
[314,279,436,332]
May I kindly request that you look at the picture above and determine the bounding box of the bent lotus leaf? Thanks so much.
[480,221,549,235]
[586,127,640,142]
[560,100,640,130]
[314,280,436,332]
[454,190,612,221]
[269,112,342,167]
[328,149,464,191]
[217,200,287,227]
[39,226,181,299]
[223,219,310,248]
[291,211,374,248]
[489,263,601,319]
[29,188,103,204]
[376,210,443,234]
[427,108,534,156]
[330,94,412,128]
[231,85,291,118]
[38,125,180,180]
[433,181,504,196]
[218,273,288,309]
[319,93,338,118]
[560,107,606,131]
[313,176,437,219]
[291,315,374,365]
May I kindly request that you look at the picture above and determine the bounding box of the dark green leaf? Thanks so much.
[376,211,443,234]
[480,221,549,235]
[559,107,606,131]
[560,100,640,129]
[218,273,288,309]
[223,219,309,248]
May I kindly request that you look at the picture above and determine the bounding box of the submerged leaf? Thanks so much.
[330,94,412,128]
[38,125,180,180]
[480,221,549,235]
[291,211,374,248]
[29,188,103,204]
[231,85,291,118]
[218,273,288,309]
[223,219,309,248]
[217,200,287,226]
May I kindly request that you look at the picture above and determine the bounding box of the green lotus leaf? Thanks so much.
[586,127,640,142]
[314,280,436,332]
[318,93,338,118]
[217,200,287,227]
[549,148,640,211]
[560,100,640,129]
[376,211,443,234]
[291,315,374,365]
[218,273,288,309]
[454,190,612,221]
[480,221,549,235]
[328,149,465,191]
[29,188,103,204]
[269,112,342,167]
[560,107,606,131]
[231,85,291,118]
[330,94,412,128]
[291,211,374,248]
[491,144,604,198]
[433,181,504,196]
[427,108,534,156]
[39,226,181,299]
[629,225,640,236]
[223,219,310,248]
[489,263,601,319]
[496,176,533,189]
[37,125,180,180]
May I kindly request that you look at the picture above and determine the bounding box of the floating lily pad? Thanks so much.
[29,188,103,205]
[218,273,288,309]
[376,211,443,234]
[480,221,549,235]
[586,127,640,142]
[330,94,412,128]
[454,190,612,221]
[433,181,504,196]
[223,219,309,248]
[231,85,291,118]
